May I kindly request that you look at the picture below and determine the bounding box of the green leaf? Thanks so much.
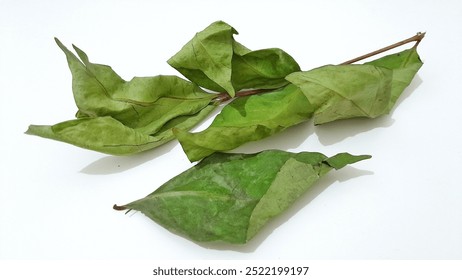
[286,48,423,124]
[175,47,422,162]
[26,105,216,155]
[365,48,423,111]
[168,21,300,97]
[174,84,314,162]
[26,39,217,155]
[286,64,393,124]
[115,150,370,244]
[231,48,301,91]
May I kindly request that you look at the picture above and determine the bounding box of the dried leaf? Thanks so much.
[168,21,300,97]
[174,84,314,162]
[115,150,370,244]
[26,39,216,155]
[176,48,423,161]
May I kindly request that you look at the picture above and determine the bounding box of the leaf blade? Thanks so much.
[365,48,423,111]
[117,150,370,244]
[175,84,314,161]
[28,39,218,155]
[168,21,300,96]
[286,48,423,124]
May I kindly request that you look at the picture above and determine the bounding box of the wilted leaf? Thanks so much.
[174,84,314,162]
[26,105,215,155]
[115,150,370,244]
[26,39,217,155]
[168,21,300,97]
[365,48,423,111]
[286,64,393,124]
[176,47,423,161]
[286,48,423,124]
[27,24,424,159]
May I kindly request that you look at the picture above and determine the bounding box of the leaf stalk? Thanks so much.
[215,88,275,103]
[113,204,128,211]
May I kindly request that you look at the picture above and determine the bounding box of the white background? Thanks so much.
[1,0,462,261]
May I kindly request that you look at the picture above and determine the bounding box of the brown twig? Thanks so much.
[340,32,425,65]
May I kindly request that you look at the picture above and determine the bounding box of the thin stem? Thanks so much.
[215,88,274,103]
[340,32,425,65]
[236,88,275,97]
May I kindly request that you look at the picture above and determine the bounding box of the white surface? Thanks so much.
[1,0,461,260]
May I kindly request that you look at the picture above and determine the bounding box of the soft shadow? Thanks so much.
[316,75,423,145]
[232,120,315,154]
[316,116,395,145]
[195,166,374,253]
[80,140,177,175]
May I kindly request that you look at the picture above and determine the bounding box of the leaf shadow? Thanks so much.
[80,140,178,175]
[232,119,315,153]
[195,166,374,253]
[315,75,423,145]
[315,116,395,146]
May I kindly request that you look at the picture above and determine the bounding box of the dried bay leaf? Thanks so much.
[286,64,393,124]
[364,48,423,111]
[174,84,314,162]
[27,105,215,155]
[27,22,423,160]
[168,21,300,97]
[176,47,423,161]
[286,48,423,124]
[26,39,217,155]
[115,150,370,244]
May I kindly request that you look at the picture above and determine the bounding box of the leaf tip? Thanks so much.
[24,125,34,135]
[24,124,46,136]
[325,153,371,170]
[54,37,65,50]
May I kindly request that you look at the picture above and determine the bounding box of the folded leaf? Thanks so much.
[175,47,422,161]
[168,21,300,97]
[365,48,423,111]
[26,105,216,155]
[174,84,314,161]
[115,150,370,244]
[286,64,393,124]
[286,48,423,124]
[27,39,217,155]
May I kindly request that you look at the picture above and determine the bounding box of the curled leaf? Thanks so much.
[174,84,314,162]
[286,48,423,124]
[286,64,393,124]
[168,21,300,97]
[26,39,217,155]
[26,105,215,155]
[176,47,423,161]
[115,150,370,244]
[364,48,423,111]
